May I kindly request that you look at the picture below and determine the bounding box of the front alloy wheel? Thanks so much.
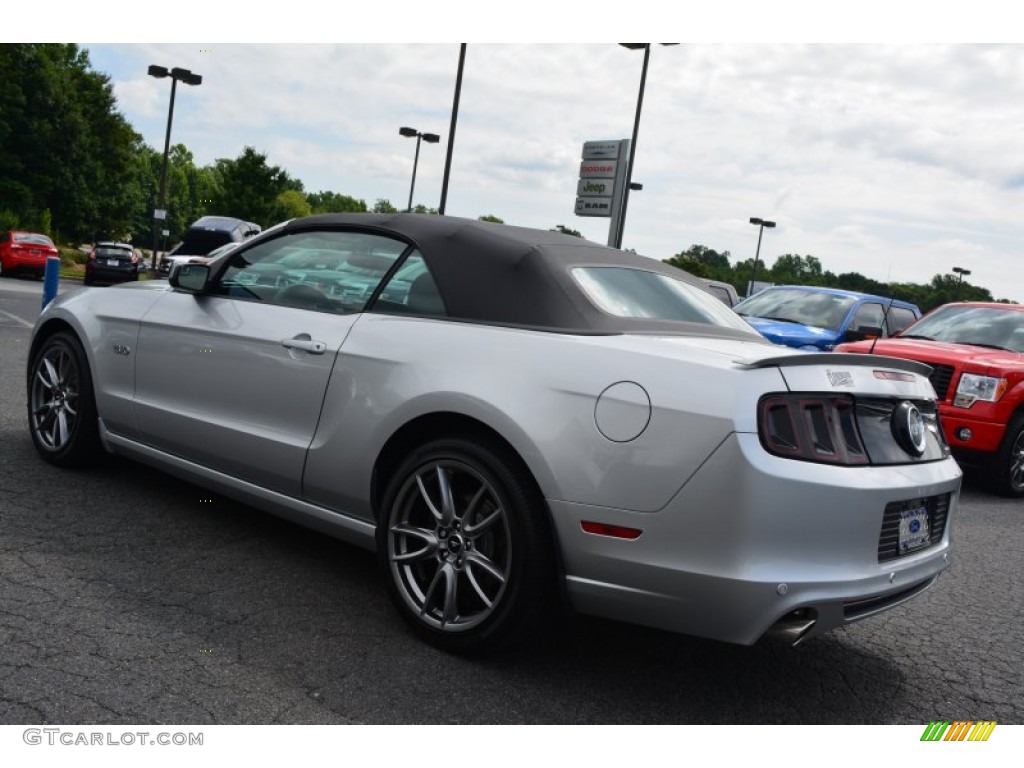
[28,332,101,466]
[379,438,555,653]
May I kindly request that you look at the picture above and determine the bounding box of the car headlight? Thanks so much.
[954,373,1007,408]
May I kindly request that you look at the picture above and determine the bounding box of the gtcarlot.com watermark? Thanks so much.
[23,728,203,747]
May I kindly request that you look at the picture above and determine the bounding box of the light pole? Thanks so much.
[615,43,678,249]
[438,43,466,216]
[147,65,202,270]
[399,127,441,212]
[952,266,971,299]
[747,217,776,296]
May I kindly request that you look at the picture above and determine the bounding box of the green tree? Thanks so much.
[373,199,399,213]
[551,224,581,237]
[663,256,710,278]
[769,254,824,285]
[0,44,144,242]
[308,191,368,214]
[270,189,312,221]
[210,147,302,227]
[478,214,504,224]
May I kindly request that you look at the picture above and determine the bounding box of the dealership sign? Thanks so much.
[574,139,630,247]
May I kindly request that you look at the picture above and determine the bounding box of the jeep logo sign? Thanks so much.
[577,179,612,197]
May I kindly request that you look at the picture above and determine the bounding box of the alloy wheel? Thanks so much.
[387,459,512,633]
[30,343,82,451]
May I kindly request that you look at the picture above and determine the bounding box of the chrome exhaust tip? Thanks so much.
[764,609,817,646]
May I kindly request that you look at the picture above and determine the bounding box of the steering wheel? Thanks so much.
[275,283,330,311]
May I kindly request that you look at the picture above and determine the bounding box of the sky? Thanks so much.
[19,4,1024,303]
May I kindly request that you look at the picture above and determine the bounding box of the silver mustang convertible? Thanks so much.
[27,214,960,653]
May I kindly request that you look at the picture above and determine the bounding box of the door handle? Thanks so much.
[281,336,327,355]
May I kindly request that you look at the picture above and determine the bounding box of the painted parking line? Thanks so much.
[0,308,34,328]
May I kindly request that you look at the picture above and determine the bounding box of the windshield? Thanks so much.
[734,288,857,332]
[899,305,1024,353]
[571,267,755,332]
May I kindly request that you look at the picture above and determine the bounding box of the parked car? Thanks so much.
[837,302,1024,496]
[701,278,740,307]
[157,216,261,277]
[734,286,921,351]
[0,230,59,279]
[84,242,144,286]
[27,214,960,653]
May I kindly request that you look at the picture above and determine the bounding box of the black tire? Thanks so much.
[377,436,557,654]
[83,273,94,286]
[988,413,1024,497]
[27,331,102,467]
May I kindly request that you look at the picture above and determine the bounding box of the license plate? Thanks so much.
[898,507,930,552]
[107,259,120,266]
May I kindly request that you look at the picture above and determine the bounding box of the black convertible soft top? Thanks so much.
[277,213,764,340]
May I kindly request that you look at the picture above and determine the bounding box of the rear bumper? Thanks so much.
[3,255,46,276]
[550,432,961,645]
[86,263,140,282]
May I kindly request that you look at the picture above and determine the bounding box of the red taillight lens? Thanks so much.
[130,252,139,264]
[88,248,96,261]
[758,394,869,465]
[581,521,643,540]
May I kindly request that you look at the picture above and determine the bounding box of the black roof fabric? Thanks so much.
[279,213,762,339]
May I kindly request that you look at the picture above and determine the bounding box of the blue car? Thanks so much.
[733,286,921,351]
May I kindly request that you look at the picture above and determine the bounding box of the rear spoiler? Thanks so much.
[738,352,933,378]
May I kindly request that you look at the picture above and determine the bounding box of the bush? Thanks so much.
[58,246,87,267]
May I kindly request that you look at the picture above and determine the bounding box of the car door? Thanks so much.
[132,227,409,497]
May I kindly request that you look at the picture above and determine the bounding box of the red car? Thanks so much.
[836,302,1024,496]
[0,230,59,279]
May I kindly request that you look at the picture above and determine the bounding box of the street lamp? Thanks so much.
[953,266,972,299]
[747,217,777,296]
[147,65,202,270]
[614,43,678,249]
[399,127,441,212]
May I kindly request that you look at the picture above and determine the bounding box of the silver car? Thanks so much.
[27,214,961,653]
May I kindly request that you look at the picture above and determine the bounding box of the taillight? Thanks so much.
[758,394,869,465]
[130,252,139,264]
[88,248,96,261]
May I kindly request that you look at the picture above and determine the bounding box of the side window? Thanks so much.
[706,285,731,306]
[849,302,884,333]
[0,232,8,244]
[887,307,917,336]
[215,230,408,314]
[370,253,447,317]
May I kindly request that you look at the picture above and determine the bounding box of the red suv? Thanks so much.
[0,230,59,279]
[836,302,1024,496]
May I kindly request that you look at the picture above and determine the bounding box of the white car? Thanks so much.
[27,214,961,653]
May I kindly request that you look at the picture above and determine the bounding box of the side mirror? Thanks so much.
[845,326,883,343]
[170,263,211,293]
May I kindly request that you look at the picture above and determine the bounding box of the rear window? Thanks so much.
[14,233,54,246]
[95,245,133,257]
[571,267,753,331]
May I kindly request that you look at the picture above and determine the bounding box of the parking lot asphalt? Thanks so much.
[1,279,1022,725]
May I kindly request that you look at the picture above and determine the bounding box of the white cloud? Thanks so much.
[72,41,1024,302]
